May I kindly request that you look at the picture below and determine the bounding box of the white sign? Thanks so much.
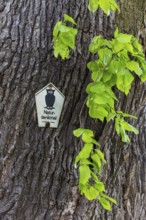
[35,83,65,128]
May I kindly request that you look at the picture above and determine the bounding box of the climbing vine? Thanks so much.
[88,0,120,14]
[52,0,146,211]
[53,14,77,59]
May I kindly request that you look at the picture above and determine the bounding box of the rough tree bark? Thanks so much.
[0,0,146,219]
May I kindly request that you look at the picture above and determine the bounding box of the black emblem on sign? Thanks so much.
[45,89,55,109]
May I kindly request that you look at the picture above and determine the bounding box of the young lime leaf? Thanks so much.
[83,186,99,200]
[115,116,120,135]
[88,0,99,13]
[94,181,105,192]
[99,0,111,15]
[119,127,130,143]
[64,14,76,25]
[89,82,106,94]
[116,33,132,43]
[87,61,99,72]
[89,105,108,121]
[91,138,101,146]
[117,111,137,119]
[82,134,93,143]
[79,165,91,185]
[80,159,93,166]
[92,71,100,81]
[96,149,106,164]
[75,143,93,164]
[120,121,139,134]
[73,128,85,137]
[53,21,63,36]
[91,153,101,171]
[110,0,120,12]
[53,20,77,59]
[116,69,134,95]
[100,193,117,205]
[53,38,69,59]
[99,197,111,210]
[141,70,146,82]
[132,37,142,52]
[92,172,99,182]
[98,48,112,65]
[102,70,113,83]
[93,93,110,105]
[59,31,76,49]
[58,24,70,32]
[114,28,119,38]
[84,129,94,137]
[126,61,143,76]
[107,113,116,122]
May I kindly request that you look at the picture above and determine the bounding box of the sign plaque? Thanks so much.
[35,83,65,128]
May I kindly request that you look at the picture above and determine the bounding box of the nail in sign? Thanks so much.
[35,83,65,128]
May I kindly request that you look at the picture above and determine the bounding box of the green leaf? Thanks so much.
[87,61,99,72]
[99,197,111,210]
[106,113,116,122]
[93,94,110,105]
[110,0,120,12]
[89,105,109,121]
[132,37,142,52]
[91,153,101,171]
[116,69,134,95]
[59,32,75,49]
[53,21,63,37]
[99,0,111,15]
[115,116,120,135]
[82,134,93,143]
[141,70,146,82]
[83,186,99,200]
[120,121,139,134]
[92,172,99,182]
[83,129,94,137]
[117,111,137,119]
[126,61,143,76]
[75,143,93,164]
[96,149,106,164]
[92,71,100,81]
[114,28,119,38]
[102,71,112,83]
[64,14,76,25]
[94,181,105,192]
[98,48,112,65]
[88,82,106,94]
[53,39,69,59]
[119,127,130,143]
[91,138,101,146]
[88,0,99,13]
[112,40,126,53]
[53,20,77,59]
[88,0,119,14]
[100,193,117,205]
[116,33,132,43]
[73,128,85,137]
[79,165,91,185]
[58,24,70,32]
[80,159,93,166]
[73,128,94,141]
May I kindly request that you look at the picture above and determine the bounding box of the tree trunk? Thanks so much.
[0,0,146,219]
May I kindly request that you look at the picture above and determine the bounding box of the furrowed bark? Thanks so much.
[0,0,146,219]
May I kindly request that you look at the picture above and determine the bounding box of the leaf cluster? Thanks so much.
[73,128,117,210]
[53,14,77,59]
[53,1,146,212]
[86,28,146,141]
[88,0,120,14]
